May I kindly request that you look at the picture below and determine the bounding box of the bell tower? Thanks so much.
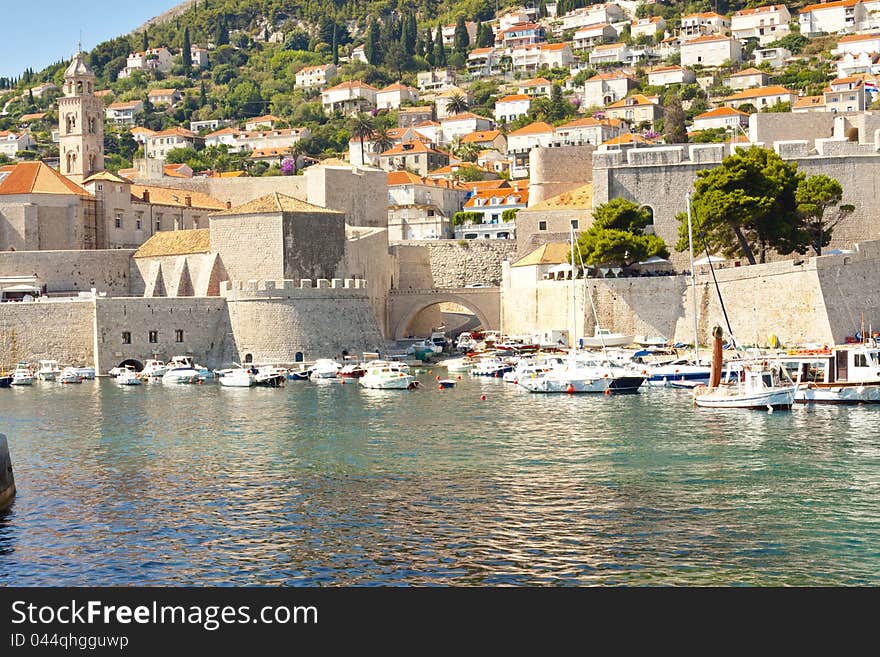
[58,46,104,184]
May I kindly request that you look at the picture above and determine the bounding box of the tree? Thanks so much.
[215,20,229,47]
[365,17,382,66]
[401,12,417,57]
[425,28,435,67]
[349,112,375,166]
[663,92,687,144]
[676,147,806,265]
[372,126,394,154]
[445,92,469,115]
[199,80,207,107]
[575,199,668,266]
[182,27,192,76]
[332,23,339,66]
[796,174,854,255]
[453,16,470,55]
[142,29,149,53]
[455,142,480,162]
[538,1,548,19]
[434,25,447,68]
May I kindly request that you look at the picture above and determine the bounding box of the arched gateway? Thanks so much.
[388,287,501,340]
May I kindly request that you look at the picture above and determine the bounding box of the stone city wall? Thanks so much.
[393,240,517,288]
[529,144,595,207]
[0,299,96,369]
[0,249,135,295]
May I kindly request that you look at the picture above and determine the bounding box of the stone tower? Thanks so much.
[58,48,104,184]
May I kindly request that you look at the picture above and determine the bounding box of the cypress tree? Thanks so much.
[332,23,339,65]
[433,25,446,68]
[365,17,382,66]
[142,29,149,52]
[453,15,469,54]
[538,0,548,19]
[182,27,192,75]
[199,79,207,107]
[425,28,435,67]
[401,12,416,56]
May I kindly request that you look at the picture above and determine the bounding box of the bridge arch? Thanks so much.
[389,288,499,340]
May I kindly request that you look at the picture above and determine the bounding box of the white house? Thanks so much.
[376,83,420,110]
[296,63,337,89]
[836,51,880,77]
[824,75,869,112]
[589,42,632,65]
[416,69,456,92]
[833,32,880,56]
[496,22,546,49]
[680,12,731,40]
[647,66,696,87]
[494,94,532,123]
[0,131,36,157]
[680,35,742,67]
[730,5,791,45]
[691,106,749,131]
[441,21,477,46]
[581,71,638,108]
[457,183,529,240]
[321,80,378,115]
[439,112,494,146]
[724,68,771,90]
[604,94,663,128]
[799,0,865,37]
[434,87,473,119]
[468,48,500,77]
[631,16,666,41]
[559,4,627,32]
[204,126,240,149]
[723,85,797,110]
[555,116,624,146]
[572,24,619,50]
[235,128,310,154]
[190,47,210,68]
[147,88,182,108]
[517,77,554,98]
[509,42,574,73]
[105,100,144,125]
[118,48,174,79]
[146,127,204,159]
[754,47,792,69]
[244,115,282,131]
[350,45,368,63]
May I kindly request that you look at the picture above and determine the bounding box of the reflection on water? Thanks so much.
[0,377,878,585]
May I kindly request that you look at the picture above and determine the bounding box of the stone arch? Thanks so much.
[117,358,144,372]
[392,293,495,340]
[640,204,655,231]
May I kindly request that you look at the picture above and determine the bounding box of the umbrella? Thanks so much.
[693,255,726,265]
[637,256,671,265]
[825,249,853,255]
[548,263,573,274]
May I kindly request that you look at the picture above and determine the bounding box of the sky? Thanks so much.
[0,0,181,78]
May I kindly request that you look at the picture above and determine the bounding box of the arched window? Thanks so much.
[244,353,253,364]
[294,352,304,362]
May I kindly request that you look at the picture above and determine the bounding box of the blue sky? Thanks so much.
[1,0,181,78]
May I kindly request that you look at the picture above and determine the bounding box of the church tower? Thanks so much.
[58,47,104,184]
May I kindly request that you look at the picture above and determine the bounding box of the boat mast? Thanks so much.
[570,223,577,349]
[686,192,700,364]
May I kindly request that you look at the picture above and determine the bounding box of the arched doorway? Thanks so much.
[117,358,144,372]
[244,353,253,364]
[394,299,492,340]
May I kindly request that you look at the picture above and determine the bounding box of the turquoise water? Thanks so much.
[0,376,878,586]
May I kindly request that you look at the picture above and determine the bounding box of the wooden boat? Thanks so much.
[782,343,880,403]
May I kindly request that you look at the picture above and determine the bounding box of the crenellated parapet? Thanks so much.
[220,278,369,300]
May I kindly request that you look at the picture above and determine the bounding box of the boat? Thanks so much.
[252,364,286,387]
[638,357,713,388]
[359,361,418,389]
[469,357,514,377]
[287,367,314,381]
[10,363,34,386]
[115,367,142,386]
[455,332,478,353]
[501,356,565,383]
[339,363,367,378]
[310,359,341,379]
[0,374,11,388]
[782,343,880,404]
[443,356,479,372]
[634,335,669,347]
[57,367,83,384]
[72,366,95,380]
[579,327,635,348]
[406,339,442,356]
[517,354,645,393]
[140,360,168,380]
[218,368,256,387]
[693,328,796,411]
[437,379,456,388]
[36,360,61,381]
[161,363,201,384]
[169,355,213,380]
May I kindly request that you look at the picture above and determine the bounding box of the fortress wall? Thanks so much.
[529,144,595,207]
[392,240,517,288]
[0,299,96,369]
[0,249,134,295]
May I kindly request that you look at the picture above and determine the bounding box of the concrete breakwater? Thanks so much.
[0,433,15,511]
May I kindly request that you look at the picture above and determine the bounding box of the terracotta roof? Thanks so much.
[19,112,47,121]
[207,170,247,178]
[558,116,623,129]
[793,96,825,109]
[379,83,417,93]
[682,35,734,44]
[728,68,766,77]
[839,33,880,43]
[205,126,238,138]
[150,127,199,139]
[247,114,282,124]
[248,148,291,159]
[588,71,635,81]
[163,164,192,178]
[601,132,656,146]
[508,121,555,136]
[540,42,571,51]
[387,171,463,188]
[528,182,593,212]
[830,75,867,85]
[82,171,130,184]
[377,140,447,157]
[108,100,142,109]
[606,94,659,108]
[470,47,495,55]
[724,85,795,101]
[682,11,727,20]
[464,187,528,208]
[461,130,503,144]
[214,192,342,216]
[325,80,378,92]
[461,180,512,191]
[512,242,571,267]
[0,162,91,197]
[442,112,490,122]
[428,163,490,176]
[650,66,684,73]
[519,77,552,87]
[94,90,114,97]
[130,127,156,135]
[134,229,211,258]
[802,0,860,12]
[400,106,433,113]
[130,185,226,210]
[148,88,178,96]
[497,94,532,103]
[593,42,626,51]
[733,5,786,16]
[695,106,749,120]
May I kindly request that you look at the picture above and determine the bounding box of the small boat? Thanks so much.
[502,356,565,383]
[57,367,82,384]
[469,357,514,378]
[37,360,62,381]
[310,359,341,379]
[251,364,286,387]
[287,368,313,381]
[579,327,634,348]
[169,355,213,381]
[72,366,95,380]
[437,379,456,388]
[359,361,418,389]
[218,368,256,387]
[639,358,713,388]
[0,374,12,388]
[517,354,644,393]
[10,363,34,386]
[634,335,669,347]
[339,363,367,378]
[162,363,201,384]
[455,333,478,353]
[783,343,880,404]
[140,360,168,380]
[443,356,479,372]
[407,339,442,356]
[115,367,142,386]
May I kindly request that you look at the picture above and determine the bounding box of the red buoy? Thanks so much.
[566,384,575,394]
[436,375,441,381]
[480,395,486,401]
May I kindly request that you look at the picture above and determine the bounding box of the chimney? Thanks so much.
[142,189,150,202]
[226,200,232,209]
[185,195,192,207]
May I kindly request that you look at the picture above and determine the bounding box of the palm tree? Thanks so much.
[455,142,480,163]
[288,140,307,174]
[372,126,395,154]
[349,112,376,166]
[445,92,469,116]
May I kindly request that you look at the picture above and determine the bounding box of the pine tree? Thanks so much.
[182,27,192,76]
[215,20,229,47]
[663,93,687,144]
[365,17,381,66]
[425,28,435,67]
[453,16,469,54]
[433,25,446,68]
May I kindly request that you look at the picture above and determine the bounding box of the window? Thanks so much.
[175,329,184,343]
[571,220,579,229]
[149,331,158,344]
[855,354,868,367]
[96,184,103,192]
[115,212,123,229]
[122,332,131,344]
[136,217,142,231]
[155,217,162,232]
[538,221,547,231]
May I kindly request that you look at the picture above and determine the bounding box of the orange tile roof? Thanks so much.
[379,82,417,93]
[601,132,656,146]
[682,11,727,20]
[108,100,142,109]
[94,89,114,97]
[508,121,554,136]
[387,170,464,188]
[802,0,860,12]
[497,94,532,103]
[205,126,238,138]
[248,148,290,159]
[793,95,825,109]
[150,127,199,139]
[130,184,227,210]
[724,85,795,100]
[470,47,495,55]
[325,80,378,92]
[695,106,749,120]
[728,67,766,77]
[683,35,734,44]
[464,187,528,208]
[443,112,491,122]
[593,42,626,50]
[519,77,552,87]
[399,106,433,113]
[733,5,787,16]
[19,112,47,121]
[461,130,503,144]
[558,116,623,129]
[148,88,178,96]
[463,179,512,191]
[130,127,156,135]
[247,114,282,124]
[377,140,447,157]
[588,71,635,81]
[540,42,571,51]
[839,33,880,43]
[163,164,192,178]
[606,94,659,108]
[0,162,91,197]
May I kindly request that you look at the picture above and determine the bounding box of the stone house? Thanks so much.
[680,12,731,40]
[680,35,742,67]
[604,94,663,129]
[321,80,378,115]
[724,68,771,91]
[146,127,204,159]
[105,100,144,125]
[631,16,666,41]
[581,71,638,108]
[731,5,791,45]
[824,76,868,113]
[494,94,532,123]
[691,106,749,131]
[147,88,182,108]
[374,140,450,176]
[573,24,619,51]
[722,85,796,110]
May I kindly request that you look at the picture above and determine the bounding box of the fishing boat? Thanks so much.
[72,366,95,380]
[10,363,34,386]
[310,359,341,380]
[115,367,142,386]
[579,327,635,348]
[517,354,645,393]
[469,357,514,377]
[252,364,286,387]
[218,368,256,388]
[502,356,565,383]
[57,367,83,384]
[36,360,61,381]
[339,363,367,378]
[782,343,880,404]
[359,361,418,390]
[693,328,796,410]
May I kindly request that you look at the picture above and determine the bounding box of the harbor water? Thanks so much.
[1,375,878,586]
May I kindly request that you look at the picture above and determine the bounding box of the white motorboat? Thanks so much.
[10,362,34,386]
[783,343,880,404]
[638,357,713,388]
[407,339,443,356]
[359,361,418,389]
[579,327,634,348]
[502,356,565,383]
[218,368,256,387]
[140,360,168,380]
[169,355,213,380]
[36,360,61,381]
[252,364,286,387]
[161,365,201,384]
[517,354,645,393]
[455,332,478,353]
[310,359,341,379]
[57,367,82,384]
[634,335,669,347]
[72,366,95,380]
[469,357,514,378]
[115,367,142,386]
[443,356,479,373]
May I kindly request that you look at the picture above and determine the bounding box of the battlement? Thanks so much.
[220,278,369,299]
